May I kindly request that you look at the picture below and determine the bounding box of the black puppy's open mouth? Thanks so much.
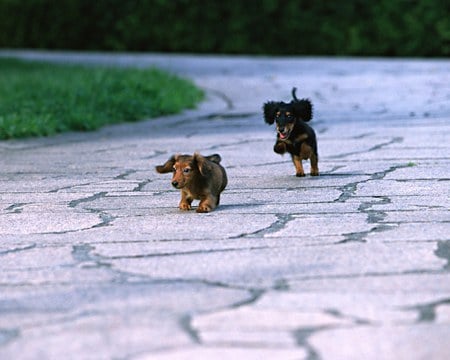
[278,129,291,140]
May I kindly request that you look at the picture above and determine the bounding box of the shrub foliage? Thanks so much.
[0,0,448,56]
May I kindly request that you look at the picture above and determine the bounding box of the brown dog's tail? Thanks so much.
[205,154,222,164]
[194,153,220,176]
[292,87,313,122]
[195,153,227,194]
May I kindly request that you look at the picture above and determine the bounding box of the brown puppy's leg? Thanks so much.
[292,155,305,177]
[310,152,319,176]
[179,191,192,211]
[197,195,217,213]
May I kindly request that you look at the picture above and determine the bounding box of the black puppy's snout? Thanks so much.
[171,181,179,188]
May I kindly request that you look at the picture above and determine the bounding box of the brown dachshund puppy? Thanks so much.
[155,153,227,213]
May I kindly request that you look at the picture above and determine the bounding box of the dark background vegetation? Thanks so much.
[0,0,449,57]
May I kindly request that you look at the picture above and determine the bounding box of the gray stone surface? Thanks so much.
[0,50,449,359]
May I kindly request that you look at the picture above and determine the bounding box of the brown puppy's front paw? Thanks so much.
[296,172,305,177]
[196,205,212,213]
[179,202,191,211]
[274,142,287,154]
[310,169,319,176]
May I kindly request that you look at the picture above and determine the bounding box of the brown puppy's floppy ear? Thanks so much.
[292,99,313,122]
[155,155,177,174]
[205,154,222,164]
[263,101,280,125]
[193,152,213,176]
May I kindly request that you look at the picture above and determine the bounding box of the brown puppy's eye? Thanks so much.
[172,166,176,172]
[183,168,190,173]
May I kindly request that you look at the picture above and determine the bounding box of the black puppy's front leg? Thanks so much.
[274,140,287,154]
[292,155,305,177]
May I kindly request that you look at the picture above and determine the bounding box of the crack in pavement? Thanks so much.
[68,192,108,208]
[180,315,201,344]
[338,197,395,244]
[48,182,92,193]
[337,224,395,244]
[92,212,116,228]
[230,214,294,239]
[186,288,265,345]
[133,179,152,192]
[335,182,358,203]
[335,164,410,203]
[114,169,137,180]
[71,244,112,269]
[328,137,403,159]
[67,192,117,230]
[288,268,444,283]
[293,325,332,360]
[272,278,290,291]
[405,297,450,323]
[4,203,27,213]
[104,246,271,260]
[334,163,416,244]
[435,240,450,270]
[0,328,20,347]
[0,244,36,256]
[203,88,234,110]
[230,288,265,309]
[204,138,265,152]
[71,244,267,298]
[199,111,257,120]
[324,308,372,326]
[352,132,375,139]
[359,196,391,223]
[169,111,255,129]
[292,307,382,359]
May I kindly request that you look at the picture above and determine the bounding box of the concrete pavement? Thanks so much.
[0,50,449,359]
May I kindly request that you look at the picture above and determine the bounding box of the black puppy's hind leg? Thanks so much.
[310,152,319,176]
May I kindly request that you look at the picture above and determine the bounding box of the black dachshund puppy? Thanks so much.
[263,87,318,177]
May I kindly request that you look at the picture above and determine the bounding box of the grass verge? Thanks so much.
[0,58,204,139]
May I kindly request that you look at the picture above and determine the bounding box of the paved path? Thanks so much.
[0,50,449,359]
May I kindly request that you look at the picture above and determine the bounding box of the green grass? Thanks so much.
[0,58,204,139]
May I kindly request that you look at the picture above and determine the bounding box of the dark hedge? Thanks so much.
[0,0,449,56]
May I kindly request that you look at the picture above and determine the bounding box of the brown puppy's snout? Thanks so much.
[171,164,191,189]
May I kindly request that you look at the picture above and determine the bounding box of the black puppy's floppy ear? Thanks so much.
[155,155,177,174]
[194,152,213,176]
[292,99,313,122]
[263,101,280,125]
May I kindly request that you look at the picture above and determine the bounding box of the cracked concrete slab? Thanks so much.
[142,347,308,360]
[0,51,449,359]
[309,324,450,360]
